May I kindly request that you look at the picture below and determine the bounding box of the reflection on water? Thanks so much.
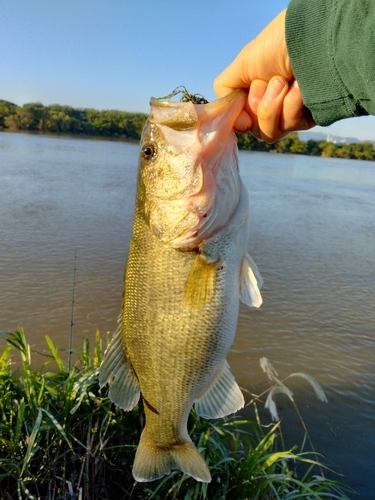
[1,133,374,498]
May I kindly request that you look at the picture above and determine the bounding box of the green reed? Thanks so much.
[0,329,351,500]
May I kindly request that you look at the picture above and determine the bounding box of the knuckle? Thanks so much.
[257,101,274,121]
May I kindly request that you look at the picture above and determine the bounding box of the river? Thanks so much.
[0,132,374,498]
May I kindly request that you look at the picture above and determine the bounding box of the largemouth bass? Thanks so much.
[99,89,263,483]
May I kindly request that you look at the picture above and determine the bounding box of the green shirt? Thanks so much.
[286,0,375,125]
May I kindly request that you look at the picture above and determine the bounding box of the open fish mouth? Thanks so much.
[142,90,248,250]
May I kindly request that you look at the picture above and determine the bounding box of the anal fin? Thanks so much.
[239,252,263,308]
[99,321,140,411]
[194,362,244,419]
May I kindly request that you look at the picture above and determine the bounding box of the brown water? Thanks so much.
[1,132,374,498]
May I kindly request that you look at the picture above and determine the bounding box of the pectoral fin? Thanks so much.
[99,321,140,411]
[239,252,263,308]
[194,362,244,419]
[185,254,217,309]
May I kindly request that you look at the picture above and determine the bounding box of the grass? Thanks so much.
[0,329,351,500]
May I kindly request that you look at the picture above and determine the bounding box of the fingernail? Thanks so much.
[265,78,286,99]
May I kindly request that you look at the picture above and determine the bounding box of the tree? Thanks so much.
[306,139,322,156]
[289,135,307,154]
[23,102,47,130]
[237,133,270,151]
[335,144,351,159]
[273,133,297,153]
[0,100,17,128]
[320,142,337,157]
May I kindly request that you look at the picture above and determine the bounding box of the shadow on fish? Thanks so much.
[99,89,263,483]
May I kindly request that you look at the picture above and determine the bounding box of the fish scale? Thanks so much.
[124,206,234,412]
[99,90,263,483]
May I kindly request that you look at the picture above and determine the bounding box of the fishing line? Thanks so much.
[68,247,78,372]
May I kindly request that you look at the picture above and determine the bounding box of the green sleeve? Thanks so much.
[286,0,375,125]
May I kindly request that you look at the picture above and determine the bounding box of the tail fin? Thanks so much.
[132,431,211,483]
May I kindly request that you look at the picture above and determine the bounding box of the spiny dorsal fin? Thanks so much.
[185,254,217,309]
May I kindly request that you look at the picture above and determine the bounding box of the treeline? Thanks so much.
[1,99,375,160]
[0,100,147,140]
[237,130,375,161]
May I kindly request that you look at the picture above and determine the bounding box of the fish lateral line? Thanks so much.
[131,363,140,382]
[143,396,160,415]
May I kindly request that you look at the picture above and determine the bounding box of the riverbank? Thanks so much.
[0,329,350,500]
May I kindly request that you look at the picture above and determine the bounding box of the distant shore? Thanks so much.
[0,127,140,143]
[2,99,375,161]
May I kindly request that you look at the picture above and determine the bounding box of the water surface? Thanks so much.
[1,132,374,498]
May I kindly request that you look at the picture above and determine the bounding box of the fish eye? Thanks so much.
[141,142,157,161]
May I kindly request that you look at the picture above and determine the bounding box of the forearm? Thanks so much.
[286,0,375,125]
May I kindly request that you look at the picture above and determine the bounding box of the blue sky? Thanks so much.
[2,0,375,141]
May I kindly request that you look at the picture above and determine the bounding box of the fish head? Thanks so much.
[138,89,247,250]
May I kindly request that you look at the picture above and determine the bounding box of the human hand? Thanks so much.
[214,10,315,142]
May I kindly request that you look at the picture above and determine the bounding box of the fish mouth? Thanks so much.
[144,90,247,249]
[149,89,247,135]
[149,89,247,173]
[196,90,247,163]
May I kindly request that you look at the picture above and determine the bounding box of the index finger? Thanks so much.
[213,51,252,98]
